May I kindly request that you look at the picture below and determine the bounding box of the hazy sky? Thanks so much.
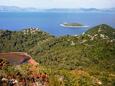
[0,0,115,9]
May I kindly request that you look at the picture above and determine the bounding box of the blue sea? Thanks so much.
[0,12,115,36]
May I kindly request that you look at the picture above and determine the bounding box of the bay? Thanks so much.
[0,12,115,36]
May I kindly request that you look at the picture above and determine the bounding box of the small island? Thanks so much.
[60,23,88,28]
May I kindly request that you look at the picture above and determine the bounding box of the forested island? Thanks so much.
[0,24,115,86]
[60,23,88,28]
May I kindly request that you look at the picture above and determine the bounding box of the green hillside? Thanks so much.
[0,28,54,52]
[86,24,115,39]
[0,24,115,86]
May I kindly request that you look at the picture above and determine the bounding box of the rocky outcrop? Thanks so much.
[0,52,38,65]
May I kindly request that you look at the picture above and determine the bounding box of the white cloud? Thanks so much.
[0,0,115,9]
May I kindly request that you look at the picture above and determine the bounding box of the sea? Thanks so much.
[0,12,115,36]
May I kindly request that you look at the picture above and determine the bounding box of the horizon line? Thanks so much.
[0,5,115,10]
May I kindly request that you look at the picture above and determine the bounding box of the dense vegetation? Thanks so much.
[61,23,83,27]
[0,28,54,52]
[0,24,115,86]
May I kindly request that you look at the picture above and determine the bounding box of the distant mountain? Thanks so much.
[46,8,115,13]
[0,6,43,12]
[0,6,115,12]
[0,6,24,12]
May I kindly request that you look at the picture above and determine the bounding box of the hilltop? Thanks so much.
[85,24,115,39]
[0,24,115,86]
[0,27,54,52]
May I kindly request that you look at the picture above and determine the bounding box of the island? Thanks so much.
[60,23,88,28]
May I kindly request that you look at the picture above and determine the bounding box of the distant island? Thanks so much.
[0,6,115,12]
[60,23,88,28]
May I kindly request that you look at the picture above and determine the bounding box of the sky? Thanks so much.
[0,0,115,9]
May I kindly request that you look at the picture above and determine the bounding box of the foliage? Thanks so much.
[0,24,115,85]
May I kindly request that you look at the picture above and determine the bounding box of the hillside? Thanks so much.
[0,24,115,86]
[0,28,54,52]
[85,24,115,39]
[35,24,115,69]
